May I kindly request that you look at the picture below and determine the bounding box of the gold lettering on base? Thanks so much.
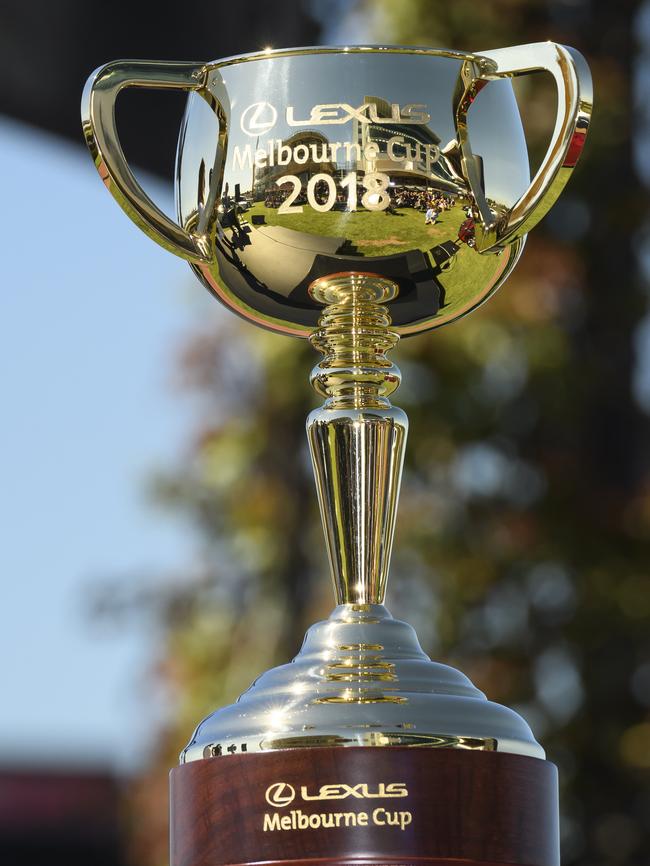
[261,780,413,832]
[262,808,413,832]
[262,780,412,832]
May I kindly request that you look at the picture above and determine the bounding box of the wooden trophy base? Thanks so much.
[170,746,559,866]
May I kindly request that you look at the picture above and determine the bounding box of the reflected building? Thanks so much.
[253,131,338,199]
[351,96,463,194]
[251,96,468,204]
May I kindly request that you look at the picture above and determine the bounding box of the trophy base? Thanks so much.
[179,605,544,762]
[170,746,559,866]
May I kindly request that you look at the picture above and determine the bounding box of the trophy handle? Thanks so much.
[456,42,593,253]
[81,60,212,263]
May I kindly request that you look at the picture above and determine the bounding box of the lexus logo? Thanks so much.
[240,101,278,137]
[265,782,296,808]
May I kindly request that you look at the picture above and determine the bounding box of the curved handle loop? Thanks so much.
[81,60,211,263]
[455,42,593,253]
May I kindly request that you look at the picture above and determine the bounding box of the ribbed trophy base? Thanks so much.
[170,747,559,866]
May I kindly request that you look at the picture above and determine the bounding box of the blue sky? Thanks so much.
[0,117,222,771]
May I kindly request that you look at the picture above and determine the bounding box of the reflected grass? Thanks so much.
[246,203,501,314]
[248,202,457,255]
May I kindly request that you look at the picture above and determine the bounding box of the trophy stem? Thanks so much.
[306,272,408,606]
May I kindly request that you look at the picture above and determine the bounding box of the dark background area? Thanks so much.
[0,0,320,176]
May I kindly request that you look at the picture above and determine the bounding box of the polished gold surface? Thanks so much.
[81,61,212,262]
[307,273,407,606]
[82,42,592,337]
[454,43,592,252]
[244,733,497,752]
[181,603,542,761]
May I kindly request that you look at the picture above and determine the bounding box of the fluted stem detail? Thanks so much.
[306,273,408,606]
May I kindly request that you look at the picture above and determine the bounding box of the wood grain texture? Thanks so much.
[170,747,559,866]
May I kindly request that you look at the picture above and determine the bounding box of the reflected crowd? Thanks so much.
[262,182,461,215]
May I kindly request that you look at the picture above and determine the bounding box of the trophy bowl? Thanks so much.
[82,42,592,866]
[82,44,590,337]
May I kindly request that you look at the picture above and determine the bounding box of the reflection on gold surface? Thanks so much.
[183,603,546,762]
[315,694,408,705]
[83,43,591,338]
[260,733,497,749]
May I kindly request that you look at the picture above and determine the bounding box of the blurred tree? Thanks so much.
[98,2,650,864]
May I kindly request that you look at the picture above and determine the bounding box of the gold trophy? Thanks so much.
[82,43,592,866]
